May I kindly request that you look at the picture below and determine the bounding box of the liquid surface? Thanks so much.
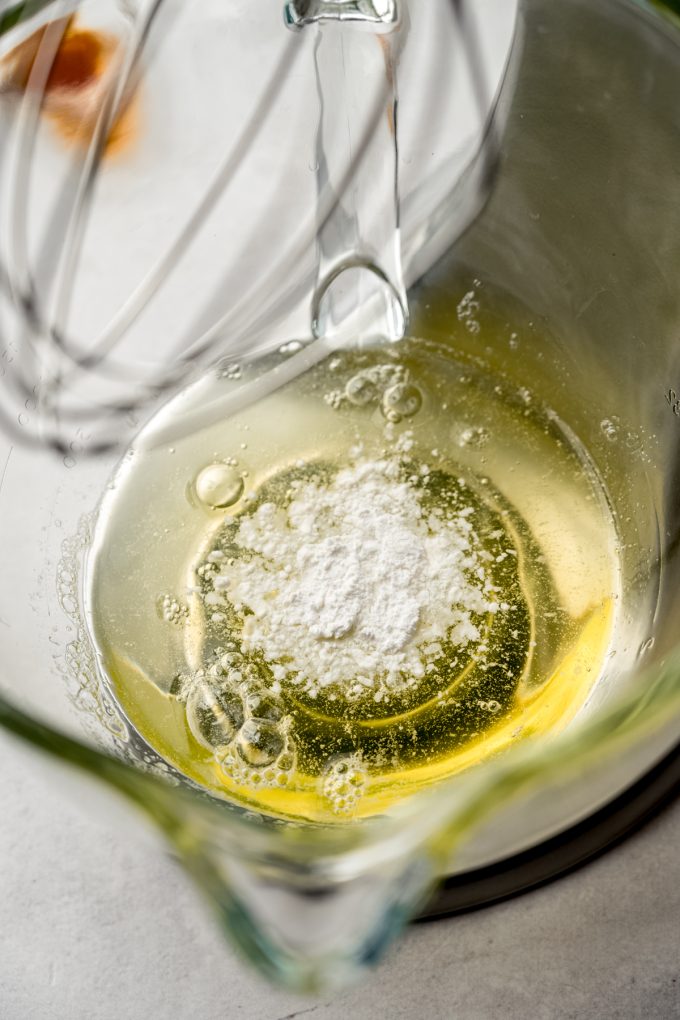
[85,292,621,822]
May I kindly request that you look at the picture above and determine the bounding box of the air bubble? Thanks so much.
[381,382,423,422]
[245,690,283,722]
[485,700,501,714]
[185,679,244,750]
[345,374,377,406]
[279,340,304,355]
[236,718,285,767]
[194,463,244,509]
[220,651,243,672]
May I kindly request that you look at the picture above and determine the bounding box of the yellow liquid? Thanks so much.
[86,298,620,822]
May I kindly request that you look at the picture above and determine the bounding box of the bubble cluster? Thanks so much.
[457,290,481,335]
[220,362,242,380]
[478,699,501,714]
[325,363,422,424]
[194,463,244,509]
[458,426,490,449]
[175,649,295,791]
[322,756,367,816]
[600,418,619,442]
[157,592,188,625]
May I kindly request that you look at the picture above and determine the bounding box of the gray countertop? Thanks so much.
[1,736,679,1020]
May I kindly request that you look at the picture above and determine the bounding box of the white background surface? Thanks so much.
[1,734,679,1020]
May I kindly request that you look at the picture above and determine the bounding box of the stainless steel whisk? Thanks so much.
[0,0,499,458]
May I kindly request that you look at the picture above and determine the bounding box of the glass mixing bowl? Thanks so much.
[1,0,680,995]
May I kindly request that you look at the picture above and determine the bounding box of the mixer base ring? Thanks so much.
[420,741,680,920]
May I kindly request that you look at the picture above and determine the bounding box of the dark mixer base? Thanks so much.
[419,741,680,920]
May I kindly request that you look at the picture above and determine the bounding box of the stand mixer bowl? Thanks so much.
[1,0,680,994]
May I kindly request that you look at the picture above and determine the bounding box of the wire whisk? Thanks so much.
[0,0,500,458]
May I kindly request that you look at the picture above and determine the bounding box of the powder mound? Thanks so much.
[212,459,494,698]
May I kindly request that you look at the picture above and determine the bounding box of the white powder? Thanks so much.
[210,459,495,698]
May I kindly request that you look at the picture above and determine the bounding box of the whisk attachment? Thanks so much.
[0,0,502,458]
